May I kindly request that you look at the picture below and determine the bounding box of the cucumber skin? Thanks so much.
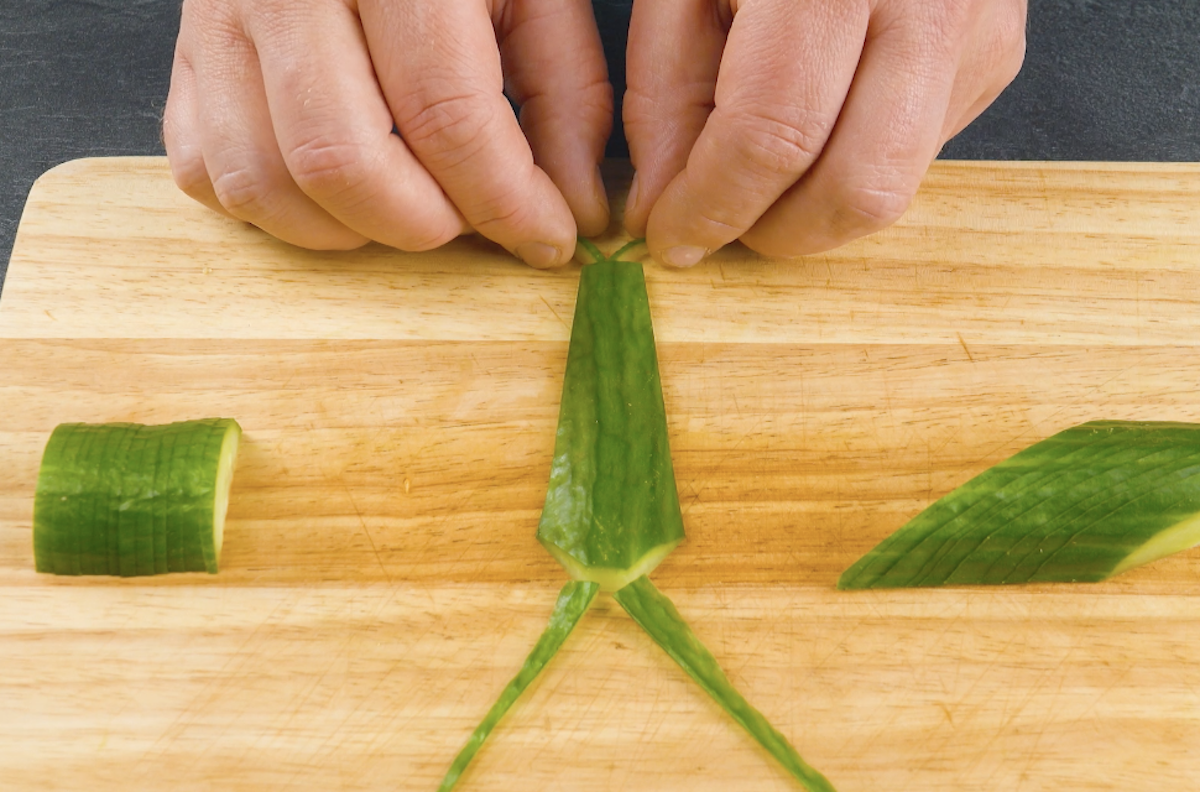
[438,581,599,792]
[537,260,686,586]
[32,419,241,577]
[615,576,838,792]
[839,421,1200,589]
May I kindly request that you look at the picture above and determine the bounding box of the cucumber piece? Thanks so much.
[439,241,835,790]
[32,418,242,576]
[537,256,686,591]
[839,420,1200,589]
[438,580,599,791]
[614,576,838,792]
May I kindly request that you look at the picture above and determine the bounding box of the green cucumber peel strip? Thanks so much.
[839,420,1200,589]
[438,580,599,792]
[537,240,686,591]
[614,575,838,792]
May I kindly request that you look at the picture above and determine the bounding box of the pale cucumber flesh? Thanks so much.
[839,421,1200,589]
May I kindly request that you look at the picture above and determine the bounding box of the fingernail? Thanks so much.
[515,241,563,269]
[626,172,641,217]
[660,245,708,268]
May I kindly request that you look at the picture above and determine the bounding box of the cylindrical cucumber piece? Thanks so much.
[32,418,242,576]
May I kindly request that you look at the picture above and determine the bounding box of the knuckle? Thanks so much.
[210,161,274,217]
[284,133,370,201]
[466,183,534,234]
[574,79,615,135]
[693,202,745,239]
[723,105,829,176]
[167,150,210,198]
[837,180,915,232]
[396,91,494,169]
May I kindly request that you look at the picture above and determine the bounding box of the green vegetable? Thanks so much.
[839,420,1200,589]
[537,239,685,591]
[614,575,837,792]
[440,241,833,791]
[33,418,242,576]
[437,580,598,792]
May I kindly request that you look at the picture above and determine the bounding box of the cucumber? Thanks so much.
[441,241,834,791]
[614,576,838,792]
[438,580,599,791]
[838,420,1200,589]
[32,418,242,576]
[536,252,685,591]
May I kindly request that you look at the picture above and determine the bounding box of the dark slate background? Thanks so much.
[2,0,1199,293]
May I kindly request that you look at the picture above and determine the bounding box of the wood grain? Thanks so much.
[3,157,1200,790]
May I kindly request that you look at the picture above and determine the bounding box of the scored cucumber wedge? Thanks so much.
[536,252,686,591]
[839,420,1200,589]
[33,418,242,576]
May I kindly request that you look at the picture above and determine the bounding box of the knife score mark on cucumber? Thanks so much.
[439,240,836,791]
[839,420,1200,590]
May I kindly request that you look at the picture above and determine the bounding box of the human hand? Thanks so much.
[162,0,612,268]
[622,0,1027,265]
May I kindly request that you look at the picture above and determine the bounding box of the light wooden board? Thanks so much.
[3,156,1200,790]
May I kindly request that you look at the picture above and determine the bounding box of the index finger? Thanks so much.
[362,0,578,268]
[644,0,869,267]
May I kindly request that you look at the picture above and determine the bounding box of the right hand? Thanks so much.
[162,0,613,268]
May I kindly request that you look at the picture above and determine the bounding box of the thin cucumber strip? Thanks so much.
[174,426,206,572]
[113,424,147,577]
[32,425,83,574]
[839,421,1200,589]
[614,576,837,792]
[151,424,168,575]
[438,580,599,792]
[161,426,185,572]
[537,254,685,591]
[30,428,58,573]
[84,424,123,576]
[121,427,166,576]
[32,419,242,577]
[575,237,605,264]
[609,238,646,261]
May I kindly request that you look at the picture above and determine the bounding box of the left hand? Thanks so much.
[622,0,1027,265]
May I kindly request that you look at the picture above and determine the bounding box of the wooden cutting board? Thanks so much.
[3,157,1200,791]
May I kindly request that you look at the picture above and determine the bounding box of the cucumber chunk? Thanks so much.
[839,420,1200,589]
[32,418,242,576]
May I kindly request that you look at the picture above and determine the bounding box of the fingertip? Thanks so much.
[515,240,570,269]
[653,244,709,269]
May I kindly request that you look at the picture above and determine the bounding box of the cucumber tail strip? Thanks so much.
[575,237,645,266]
[438,580,600,792]
[614,575,838,792]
